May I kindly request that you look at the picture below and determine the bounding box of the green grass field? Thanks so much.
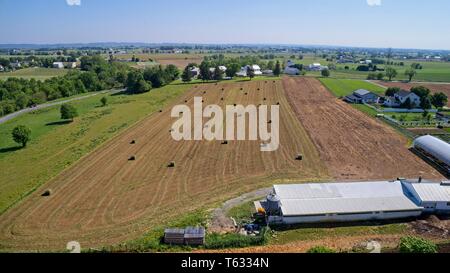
[0,67,69,80]
[319,78,386,97]
[0,84,190,214]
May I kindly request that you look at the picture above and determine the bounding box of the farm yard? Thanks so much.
[0,80,328,251]
[282,77,444,180]
[374,81,450,107]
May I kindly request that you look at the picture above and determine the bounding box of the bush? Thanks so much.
[205,227,270,249]
[307,246,336,253]
[399,236,437,253]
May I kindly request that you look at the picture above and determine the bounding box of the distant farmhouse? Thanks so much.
[384,90,421,108]
[284,60,301,75]
[307,63,328,71]
[344,89,380,104]
[236,65,262,77]
[189,66,200,78]
[52,62,65,69]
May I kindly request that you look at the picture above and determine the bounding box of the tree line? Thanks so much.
[0,56,180,116]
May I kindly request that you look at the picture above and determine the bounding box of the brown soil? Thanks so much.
[0,80,328,251]
[282,77,444,181]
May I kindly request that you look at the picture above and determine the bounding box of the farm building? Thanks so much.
[236,65,263,77]
[164,227,205,245]
[403,181,450,213]
[344,89,380,104]
[413,135,450,176]
[189,66,200,78]
[307,63,328,71]
[284,66,301,75]
[384,90,421,108]
[256,179,450,225]
[52,62,64,69]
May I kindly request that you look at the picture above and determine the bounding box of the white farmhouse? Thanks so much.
[384,90,421,108]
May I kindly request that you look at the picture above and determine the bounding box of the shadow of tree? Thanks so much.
[0,146,22,154]
[45,120,72,126]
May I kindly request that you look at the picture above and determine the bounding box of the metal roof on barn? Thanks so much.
[274,182,422,216]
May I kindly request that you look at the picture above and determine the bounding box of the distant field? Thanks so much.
[112,53,204,69]
[0,67,68,80]
[318,78,386,97]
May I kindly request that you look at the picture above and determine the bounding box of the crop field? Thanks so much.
[0,80,328,251]
[113,53,204,69]
[0,67,68,80]
[374,81,450,107]
[283,77,444,181]
[318,78,386,97]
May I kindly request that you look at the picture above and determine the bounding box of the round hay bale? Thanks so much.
[129,156,136,161]
[130,140,136,144]
[221,140,228,145]
[245,93,248,95]
[168,161,175,168]
[221,97,224,101]
[295,154,303,161]
[42,189,52,197]
[159,110,163,113]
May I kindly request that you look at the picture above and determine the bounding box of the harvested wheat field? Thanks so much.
[153,54,203,69]
[0,80,328,251]
[374,81,450,107]
[283,77,444,181]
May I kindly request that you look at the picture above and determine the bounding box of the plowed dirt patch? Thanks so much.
[282,77,443,180]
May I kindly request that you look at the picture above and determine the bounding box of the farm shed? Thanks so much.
[403,181,450,213]
[413,135,450,176]
[261,182,423,224]
[164,227,205,245]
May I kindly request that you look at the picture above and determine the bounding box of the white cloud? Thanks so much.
[367,0,382,6]
[66,0,81,6]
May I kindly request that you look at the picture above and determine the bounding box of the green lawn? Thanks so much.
[0,83,190,214]
[0,67,69,80]
[319,78,386,97]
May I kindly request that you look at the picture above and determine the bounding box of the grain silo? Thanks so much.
[413,135,450,176]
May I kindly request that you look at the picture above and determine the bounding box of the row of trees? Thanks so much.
[0,56,130,116]
[125,64,179,93]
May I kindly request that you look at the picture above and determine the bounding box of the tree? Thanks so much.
[12,125,31,147]
[420,96,432,110]
[213,66,224,81]
[60,104,78,121]
[430,92,448,109]
[385,87,400,97]
[246,66,255,80]
[411,86,431,100]
[273,61,281,77]
[376,73,384,80]
[405,68,417,82]
[321,69,330,77]
[100,96,108,107]
[181,66,192,83]
[226,63,240,78]
[401,97,413,110]
[199,61,212,81]
[399,236,437,253]
[385,67,398,81]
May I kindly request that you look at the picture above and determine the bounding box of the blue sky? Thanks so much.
[1,0,449,49]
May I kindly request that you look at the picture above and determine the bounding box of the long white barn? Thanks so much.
[258,180,450,225]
